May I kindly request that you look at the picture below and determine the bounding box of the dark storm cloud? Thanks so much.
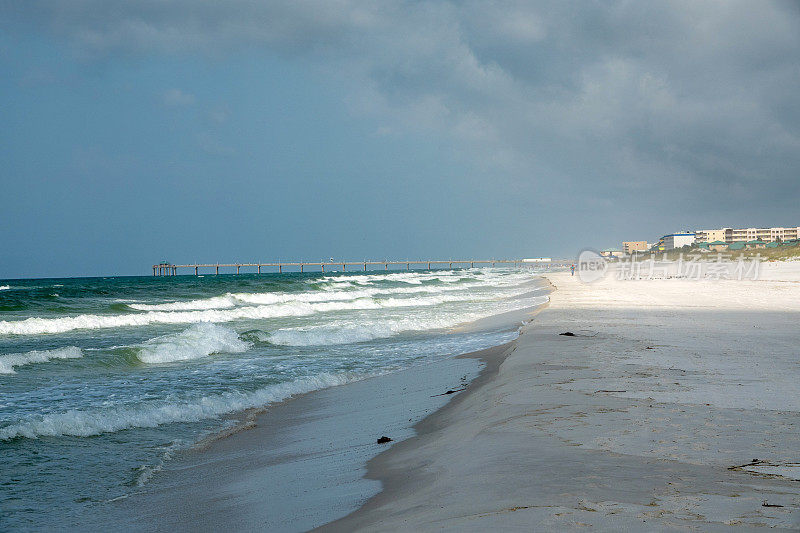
[4,0,800,215]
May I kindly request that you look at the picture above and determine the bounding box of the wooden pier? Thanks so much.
[152,259,569,276]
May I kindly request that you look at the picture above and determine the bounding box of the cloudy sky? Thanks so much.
[1,1,799,277]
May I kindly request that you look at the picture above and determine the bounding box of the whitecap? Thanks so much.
[136,323,251,364]
[0,301,318,335]
[0,347,83,374]
[268,294,550,346]
[126,273,531,313]
[0,272,542,336]
[0,371,371,440]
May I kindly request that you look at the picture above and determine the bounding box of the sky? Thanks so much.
[1,1,799,278]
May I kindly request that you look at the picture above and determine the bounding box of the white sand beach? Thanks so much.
[324,263,800,530]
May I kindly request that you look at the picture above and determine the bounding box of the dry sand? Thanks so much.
[323,263,800,531]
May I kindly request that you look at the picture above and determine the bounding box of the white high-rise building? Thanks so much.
[661,233,696,250]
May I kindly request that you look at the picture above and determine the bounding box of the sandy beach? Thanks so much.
[6,2,800,531]
[324,263,800,530]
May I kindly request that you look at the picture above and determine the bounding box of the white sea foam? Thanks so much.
[129,295,240,311]
[232,289,374,306]
[0,347,83,374]
[0,270,541,336]
[375,293,473,308]
[126,282,490,312]
[318,271,475,285]
[268,324,393,346]
[136,323,251,364]
[268,294,549,346]
[0,285,10,291]
[0,371,370,440]
[127,270,535,314]
[127,290,365,311]
[0,287,530,336]
[0,300,351,335]
[134,444,180,487]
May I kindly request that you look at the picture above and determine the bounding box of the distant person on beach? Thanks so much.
[571,264,575,276]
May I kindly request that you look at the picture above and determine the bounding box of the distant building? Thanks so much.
[697,228,730,243]
[622,241,648,255]
[522,258,552,263]
[600,248,622,258]
[661,233,696,250]
[707,241,729,252]
[695,226,800,244]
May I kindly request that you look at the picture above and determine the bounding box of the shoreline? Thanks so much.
[98,291,551,532]
[102,355,485,531]
[321,268,800,530]
[314,295,549,533]
[317,303,548,532]
[185,282,552,454]
[192,288,553,455]
[319,280,555,528]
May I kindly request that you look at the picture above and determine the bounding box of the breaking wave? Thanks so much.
[0,371,370,440]
[0,300,363,336]
[136,323,251,364]
[269,323,407,346]
[0,286,534,336]
[125,281,499,312]
[268,295,549,346]
[0,347,83,374]
[129,295,240,311]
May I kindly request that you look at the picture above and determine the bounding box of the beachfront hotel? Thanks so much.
[658,232,696,250]
[695,226,800,244]
[641,226,800,251]
[622,241,648,254]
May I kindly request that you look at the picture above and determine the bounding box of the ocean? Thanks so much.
[0,268,548,530]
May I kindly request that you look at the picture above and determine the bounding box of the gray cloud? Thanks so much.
[161,88,196,106]
[5,0,800,225]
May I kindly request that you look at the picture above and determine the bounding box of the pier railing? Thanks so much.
[152,260,568,276]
